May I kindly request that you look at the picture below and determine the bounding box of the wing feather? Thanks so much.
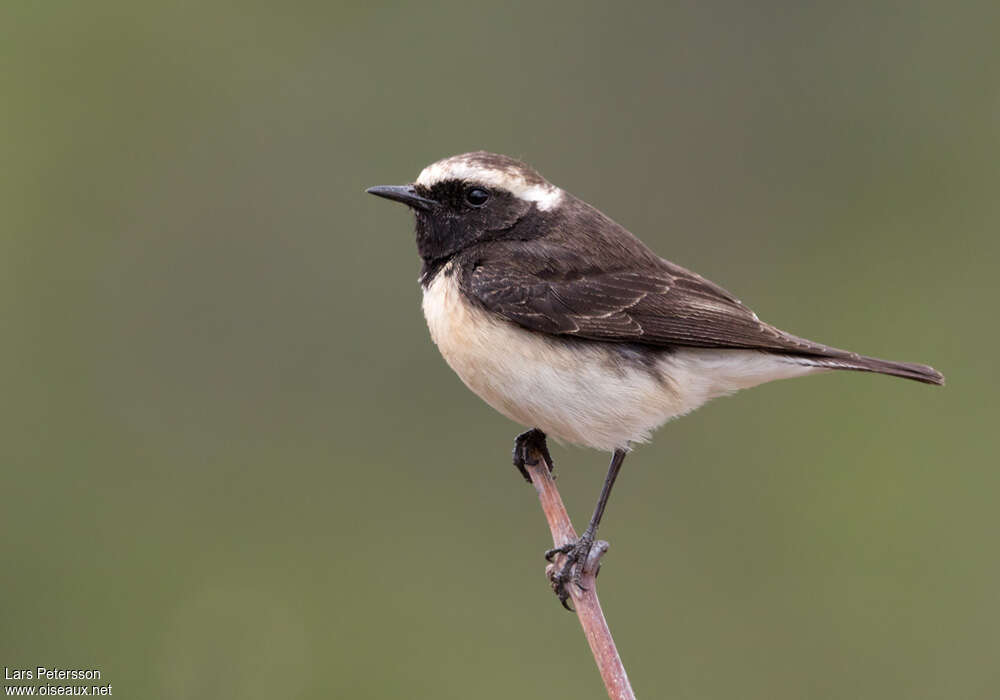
[465,249,844,357]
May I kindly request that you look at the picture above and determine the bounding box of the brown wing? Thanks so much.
[465,249,846,357]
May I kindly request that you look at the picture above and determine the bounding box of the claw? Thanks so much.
[544,543,573,563]
[512,429,554,482]
[545,535,596,609]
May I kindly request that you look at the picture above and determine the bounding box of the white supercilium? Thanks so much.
[416,157,564,211]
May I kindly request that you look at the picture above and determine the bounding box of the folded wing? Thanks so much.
[464,245,944,384]
[468,250,827,353]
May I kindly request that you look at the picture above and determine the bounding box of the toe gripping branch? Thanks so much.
[514,430,610,610]
[512,428,555,482]
[546,535,610,611]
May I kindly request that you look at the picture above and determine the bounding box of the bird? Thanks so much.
[366,151,944,607]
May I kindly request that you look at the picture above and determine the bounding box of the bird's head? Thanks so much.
[367,151,563,262]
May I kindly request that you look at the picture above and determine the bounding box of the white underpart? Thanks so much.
[416,159,564,211]
[422,264,824,452]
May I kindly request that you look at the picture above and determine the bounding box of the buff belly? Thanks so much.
[421,264,821,452]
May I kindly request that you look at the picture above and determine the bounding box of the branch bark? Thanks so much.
[523,447,636,700]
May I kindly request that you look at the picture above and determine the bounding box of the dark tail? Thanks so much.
[796,353,945,386]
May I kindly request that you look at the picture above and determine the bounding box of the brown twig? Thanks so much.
[523,447,636,700]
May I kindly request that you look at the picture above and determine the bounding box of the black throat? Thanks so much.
[417,203,558,287]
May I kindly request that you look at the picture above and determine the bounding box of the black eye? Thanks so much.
[465,187,490,207]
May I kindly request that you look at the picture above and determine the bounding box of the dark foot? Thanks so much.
[544,533,596,611]
[512,429,554,483]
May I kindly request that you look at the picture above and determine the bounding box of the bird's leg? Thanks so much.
[546,448,627,609]
[512,428,555,482]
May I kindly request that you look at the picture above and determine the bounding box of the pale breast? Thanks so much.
[420,263,689,451]
[421,264,529,415]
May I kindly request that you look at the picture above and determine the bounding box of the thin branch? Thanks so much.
[523,447,636,700]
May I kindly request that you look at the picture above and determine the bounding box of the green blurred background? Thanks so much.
[2,2,997,698]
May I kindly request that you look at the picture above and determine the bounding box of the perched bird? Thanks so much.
[367,151,943,606]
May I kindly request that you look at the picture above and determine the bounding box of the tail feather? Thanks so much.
[796,353,945,386]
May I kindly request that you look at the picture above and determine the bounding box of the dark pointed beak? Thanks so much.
[366,185,437,211]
